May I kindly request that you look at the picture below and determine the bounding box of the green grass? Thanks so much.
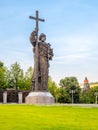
[0,105,98,130]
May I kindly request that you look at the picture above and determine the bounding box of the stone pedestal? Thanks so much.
[18,92,23,104]
[25,91,54,104]
[3,91,7,104]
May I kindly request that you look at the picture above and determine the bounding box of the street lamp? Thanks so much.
[70,90,75,104]
[70,86,75,104]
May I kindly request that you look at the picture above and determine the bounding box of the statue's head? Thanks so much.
[39,33,46,42]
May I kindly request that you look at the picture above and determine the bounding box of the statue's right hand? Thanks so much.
[30,31,37,46]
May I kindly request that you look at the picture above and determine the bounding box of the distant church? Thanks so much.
[83,77,90,90]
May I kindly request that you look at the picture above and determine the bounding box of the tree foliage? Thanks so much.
[9,62,24,90]
[57,87,71,103]
[0,61,4,67]
[48,76,58,102]
[0,61,6,89]
[59,77,81,103]
[0,61,33,90]
[80,86,98,104]
[1,60,98,104]
[23,66,33,90]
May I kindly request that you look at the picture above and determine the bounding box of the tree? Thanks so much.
[0,61,6,89]
[59,76,81,103]
[0,61,34,90]
[80,90,91,103]
[48,77,58,102]
[80,86,98,104]
[3,67,12,89]
[0,61,4,67]
[23,66,33,90]
[91,86,98,103]
[10,62,24,90]
[57,87,70,103]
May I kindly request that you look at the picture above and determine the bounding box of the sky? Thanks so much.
[0,0,98,84]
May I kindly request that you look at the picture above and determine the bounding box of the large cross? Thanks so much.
[29,10,45,35]
[29,10,45,91]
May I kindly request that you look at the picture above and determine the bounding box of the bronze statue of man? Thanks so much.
[30,31,53,91]
[25,11,54,104]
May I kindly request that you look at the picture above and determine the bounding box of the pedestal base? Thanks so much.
[25,91,55,104]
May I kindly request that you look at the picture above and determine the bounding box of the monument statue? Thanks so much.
[25,10,54,104]
[29,11,53,91]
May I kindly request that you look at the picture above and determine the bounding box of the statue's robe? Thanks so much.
[31,41,53,91]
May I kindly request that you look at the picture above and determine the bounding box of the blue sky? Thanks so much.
[0,0,98,84]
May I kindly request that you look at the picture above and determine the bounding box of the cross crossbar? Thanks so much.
[29,16,45,22]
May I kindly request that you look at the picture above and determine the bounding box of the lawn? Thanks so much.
[0,104,98,130]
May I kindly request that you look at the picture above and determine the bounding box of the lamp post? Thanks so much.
[70,89,75,104]
[94,92,98,104]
